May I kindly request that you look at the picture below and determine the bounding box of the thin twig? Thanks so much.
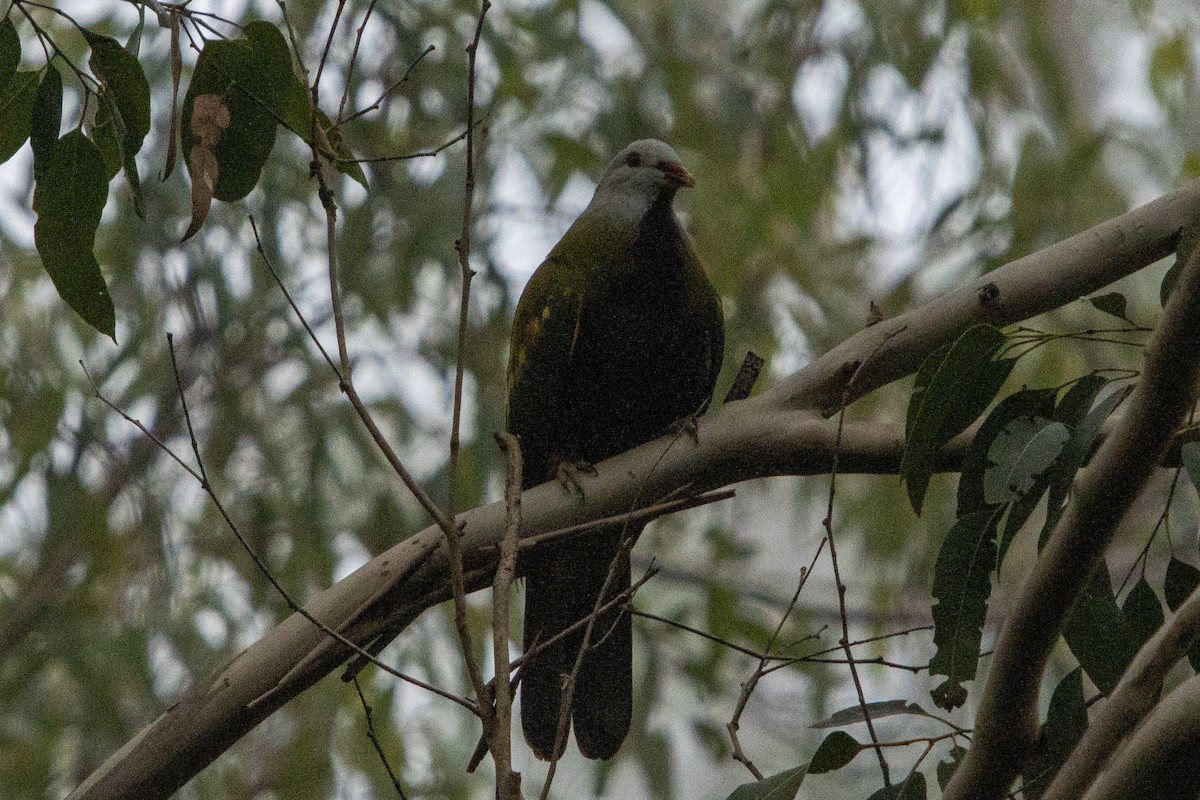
[354,677,408,798]
[492,432,524,798]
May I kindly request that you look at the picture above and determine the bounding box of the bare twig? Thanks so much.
[491,432,523,799]
[353,677,408,798]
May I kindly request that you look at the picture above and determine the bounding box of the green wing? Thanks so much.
[506,255,584,487]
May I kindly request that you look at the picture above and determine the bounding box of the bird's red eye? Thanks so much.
[625,152,641,168]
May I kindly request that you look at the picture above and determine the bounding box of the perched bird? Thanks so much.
[506,139,724,760]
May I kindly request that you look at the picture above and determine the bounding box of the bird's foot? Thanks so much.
[556,460,597,495]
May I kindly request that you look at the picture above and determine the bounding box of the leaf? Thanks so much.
[1021,669,1087,800]
[31,64,62,183]
[0,17,18,88]
[929,510,1000,710]
[1039,384,1133,547]
[1122,576,1164,650]
[32,131,115,338]
[725,765,807,800]
[984,419,1070,507]
[0,70,38,164]
[1062,564,1138,694]
[937,745,968,790]
[1163,556,1200,671]
[181,22,285,205]
[867,772,927,800]
[903,325,1014,514]
[84,30,151,217]
[1181,441,1200,496]
[957,388,1057,517]
[809,731,861,774]
[181,92,229,240]
[1086,291,1129,322]
[812,700,936,729]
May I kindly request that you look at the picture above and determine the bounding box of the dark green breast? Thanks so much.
[507,195,724,487]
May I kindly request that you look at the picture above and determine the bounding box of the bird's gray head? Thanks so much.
[584,139,694,226]
[596,139,695,199]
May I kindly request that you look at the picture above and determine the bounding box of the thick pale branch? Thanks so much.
[944,224,1200,799]
[70,181,1200,800]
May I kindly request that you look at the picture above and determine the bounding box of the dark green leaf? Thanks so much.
[0,70,38,164]
[930,510,1000,709]
[181,23,285,202]
[937,746,968,790]
[31,64,62,182]
[0,17,19,89]
[957,388,1057,517]
[812,700,934,729]
[83,30,150,216]
[1181,442,1200,497]
[809,731,861,774]
[867,772,927,800]
[903,325,1013,514]
[91,99,122,179]
[32,131,115,338]
[1163,556,1200,671]
[725,765,807,800]
[1086,292,1129,322]
[1063,564,1138,694]
[1122,577,1164,649]
[1021,669,1087,800]
[1039,385,1132,547]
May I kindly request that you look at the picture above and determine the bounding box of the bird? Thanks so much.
[506,139,724,760]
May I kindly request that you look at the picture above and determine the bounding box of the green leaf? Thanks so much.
[1181,441,1200,496]
[1163,556,1200,671]
[0,17,19,89]
[1122,576,1164,650]
[91,99,122,179]
[83,30,150,216]
[937,745,968,790]
[32,130,115,338]
[812,700,935,728]
[1021,669,1087,800]
[1086,292,1130,322]
[867,772,927,800]
[725,765,808,800]
[929,509,1000,710]
[1039,384,1132,547]
[182,22,286,203]
[809,731,861,774]
[984,419,1070,507]
[957,388,1058,517]
[903,324,1014,514]
[1062,564,1138,694]
[31,64,62,182]
[0,70,38,164]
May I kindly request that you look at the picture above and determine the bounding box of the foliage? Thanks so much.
[2,1,1200,799]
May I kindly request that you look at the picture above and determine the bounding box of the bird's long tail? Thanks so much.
[521,527,634,760]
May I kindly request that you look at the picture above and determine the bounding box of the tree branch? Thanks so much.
[69,180,1200,799]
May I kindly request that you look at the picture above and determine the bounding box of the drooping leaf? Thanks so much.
[31,64,62,182]
[812,700,935,729]
[0,70,38,164]
[809,731,861,774]
[1039,384,1133,547]
[181,92,229,240]
[1062,563,1138,694]
[867,772,927,800]
[725,765,807,800]
[1122,576,1164,650]
[903,325,1014,514]
[937,745,968,790]
[0,17,19,88]
[1021,669,1087,800]
[1086,292,1130,322]
[1163,556,1200,671]
[83,30,151,216]
[32,131,115,338]
[957,387,1057,517]
[930,510,1000,710]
